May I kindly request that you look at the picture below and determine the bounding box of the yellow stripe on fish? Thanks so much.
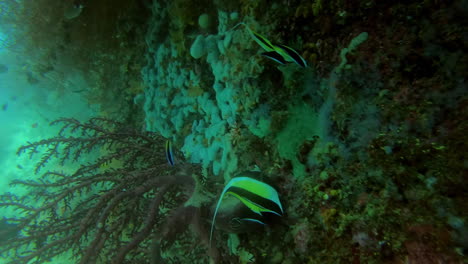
[232,22,277,52]
[232,22,308,67]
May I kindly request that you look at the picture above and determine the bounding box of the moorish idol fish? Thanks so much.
[165,140,175,166]
[274,44,308,68]
[209,175,283,246]
[232,22,308,68]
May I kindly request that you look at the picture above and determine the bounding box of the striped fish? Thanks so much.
[275,44,308,68]
[232,22,307,67]
[209,174,283,246]
[165,140,175,166]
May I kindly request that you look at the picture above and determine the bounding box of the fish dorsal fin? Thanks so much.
[230,22,276,52]
[229,177,283,214]
[229,22,246,31]
[209,178,234,247]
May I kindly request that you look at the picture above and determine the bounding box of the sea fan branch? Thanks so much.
[0,118,210,263]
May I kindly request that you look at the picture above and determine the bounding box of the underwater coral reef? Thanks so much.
[0,0,467,263]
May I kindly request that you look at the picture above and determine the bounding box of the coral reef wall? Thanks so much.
[140,0,467,263]
[0,0,466,263]
[142,1,281,180]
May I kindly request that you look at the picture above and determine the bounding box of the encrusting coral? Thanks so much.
[0,118,216,263]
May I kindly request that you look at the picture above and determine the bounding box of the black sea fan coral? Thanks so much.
[0,118,208,263]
